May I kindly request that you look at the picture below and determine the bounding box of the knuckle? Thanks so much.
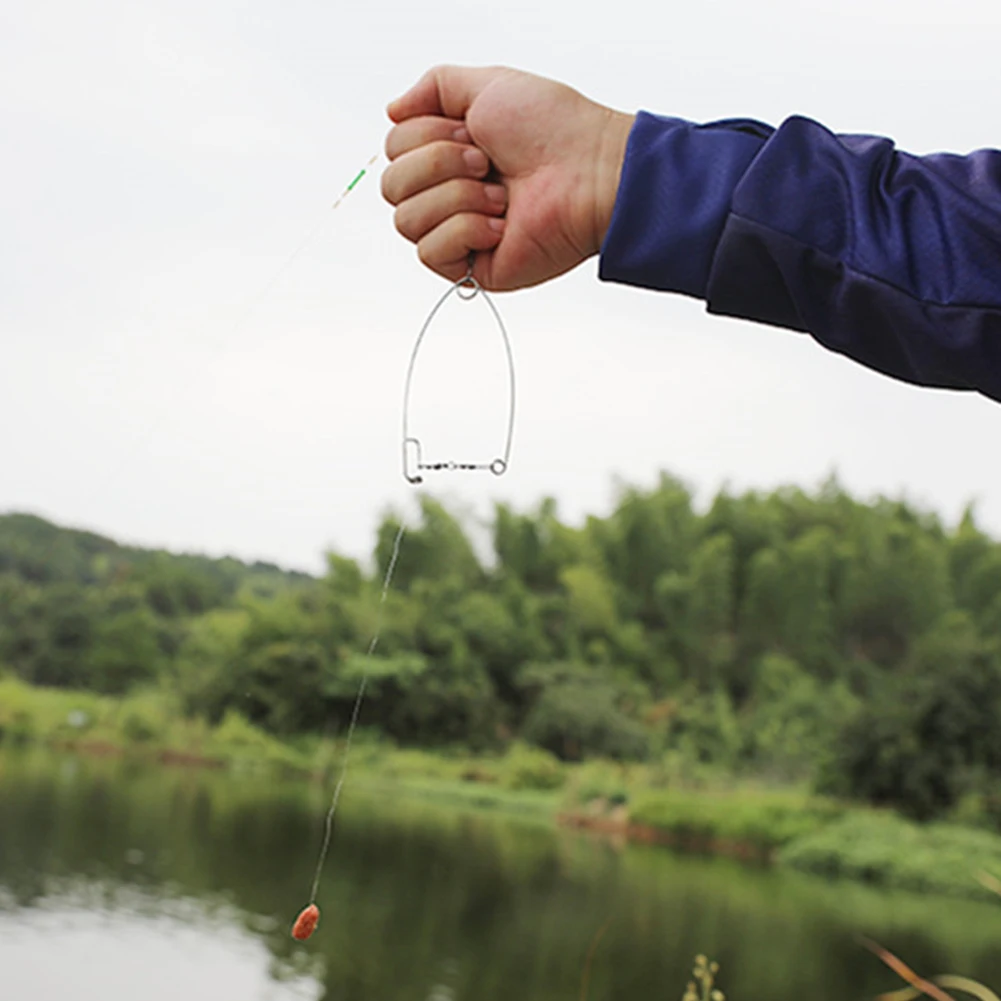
[459,212,481,240]
[427,144,447,175]
[452,178,478,211]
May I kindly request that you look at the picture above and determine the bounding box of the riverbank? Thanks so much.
[4,677,1001,904]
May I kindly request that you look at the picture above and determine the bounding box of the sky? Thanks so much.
[3,0,1001,574]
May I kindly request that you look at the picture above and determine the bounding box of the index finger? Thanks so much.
[387,64,499,123]
[385,115,469,161]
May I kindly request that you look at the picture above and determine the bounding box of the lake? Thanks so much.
[2,747,1000,1001]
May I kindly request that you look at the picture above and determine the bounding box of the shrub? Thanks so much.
[0,710,36,745]
[818,645,1001,820]
[778,811,1001,899]
[120,709,160,743]
[502,744,565,791]
[565,759,631,807]
[522,678,650,762]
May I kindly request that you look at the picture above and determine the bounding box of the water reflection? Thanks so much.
[2,746,1001,1001]
[0,882,320,1001]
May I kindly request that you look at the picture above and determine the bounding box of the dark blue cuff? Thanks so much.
[598,111,772,298]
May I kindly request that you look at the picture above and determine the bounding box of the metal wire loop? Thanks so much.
[456,256,479,300]
[402,258,516,485]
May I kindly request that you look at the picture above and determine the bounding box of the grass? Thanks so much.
[0,677,310,773]
[628,786,849,856]
[0,678,566,815]
[777,810,1001,901]
[859,937,1001,1001]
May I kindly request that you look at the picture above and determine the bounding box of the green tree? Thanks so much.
[821,613,1001,819]
[685,533,736,690]
[86,603,161,694]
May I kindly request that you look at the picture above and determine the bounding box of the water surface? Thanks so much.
[2,747,1000,1001]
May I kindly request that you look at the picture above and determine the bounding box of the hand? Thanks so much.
[381,65,635,291]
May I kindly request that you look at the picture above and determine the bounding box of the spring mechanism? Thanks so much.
[402,258,516,485]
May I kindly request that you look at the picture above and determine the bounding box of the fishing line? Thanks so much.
[223,154,380,352]
[294,249,519,942]
[306,518,406,909]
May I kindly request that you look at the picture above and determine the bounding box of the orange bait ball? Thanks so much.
[291,904,320,941]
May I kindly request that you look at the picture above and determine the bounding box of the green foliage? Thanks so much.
[564,759,631,806]
[820,614,1001,819]
[376,497,482,591]
[630,787,845,853]
[665,688,743,768]
[501,743,565,791]
[5,475,1001,820]
[777,811,1001,899]
[174,608,249,722]
[0,677,101,741]
[742,655,857,778]
[344,652,499,748]
[738,529,836,675]
[0,512,308,592]
[560,563,618,637]
[685,534,736,689]
[838,507,952,665]
[519,663,651,761]
[120,699,164,743]
[86,603,162,694]
[596,474,697,624]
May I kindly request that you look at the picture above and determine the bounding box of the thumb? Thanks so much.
[387,64,500,123]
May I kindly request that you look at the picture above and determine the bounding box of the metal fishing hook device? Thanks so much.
[402,254,516,485]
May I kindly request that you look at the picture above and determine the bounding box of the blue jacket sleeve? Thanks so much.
[598,111,1001,402]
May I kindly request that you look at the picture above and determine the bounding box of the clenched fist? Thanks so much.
[382,65,635,291]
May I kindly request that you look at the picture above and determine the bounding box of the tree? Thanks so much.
[820,613,1001,819]
[518,663,650,761]
[86,603,161,694]
[376,497,482,593]
[685,533,736,690]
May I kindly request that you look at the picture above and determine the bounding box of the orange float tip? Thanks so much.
[291,903,320,941]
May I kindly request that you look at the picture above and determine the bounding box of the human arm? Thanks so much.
[383,66,1001,402]
[600,111,1001,402]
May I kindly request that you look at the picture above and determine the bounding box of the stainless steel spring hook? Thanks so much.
[402,256,516,485]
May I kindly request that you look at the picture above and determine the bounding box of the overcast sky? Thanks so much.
[3,0,1001,574]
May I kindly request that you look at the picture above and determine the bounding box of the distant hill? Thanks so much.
[0,512,314,612]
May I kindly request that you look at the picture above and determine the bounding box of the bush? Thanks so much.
[502,744,565,791]
[778,811,1001,899]
[949,783,1001,832]
[665,689,742,767]
[0,710,36,745]
[818,644,1001,820]
[565,759,631,806]
[522,677,650,762]
[209,709,308,771]
[214,708,274,748]
[120,709,160,743]
[742,655,858,778]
